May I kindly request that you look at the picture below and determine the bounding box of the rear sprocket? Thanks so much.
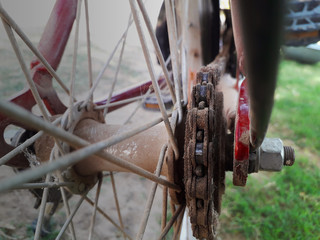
[184,69,226,240]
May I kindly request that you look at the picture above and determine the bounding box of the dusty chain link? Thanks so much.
[184,69,226,240]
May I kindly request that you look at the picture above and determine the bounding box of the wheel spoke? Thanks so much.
[103,16,130,116]
[136,0,176,104]
[69,0,82,123]
[123,55,172,125]
[34,150,55,240]
[84,196,133,240]
[123,88,152,125]
[1,19,51,121]
[172,205,184,240]
[95,94,155,110]
[136,144,167,240]
[56,192,89,240]
[0,3,70,95]
[84,0,93,96]
[164,0,183,122]
[157,204,185,240]
[1,20,67,158]
[59,175,77,240]
[110,172,126,239]
[170,200,177,229]
[81,18,134,109]
[161,187,168,231]
[11,182,74,190]
[129,0,179,159]
[88,175,102,240]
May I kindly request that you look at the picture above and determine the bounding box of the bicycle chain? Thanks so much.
[184,69,226,240]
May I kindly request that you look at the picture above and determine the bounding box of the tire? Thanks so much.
[285,0,320,46]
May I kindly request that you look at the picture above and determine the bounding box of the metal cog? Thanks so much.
[184,70,226,240]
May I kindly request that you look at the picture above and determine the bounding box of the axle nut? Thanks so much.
[259,138,284,172]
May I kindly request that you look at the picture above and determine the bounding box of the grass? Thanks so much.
[272,60,320,153]
[220,60,320,240]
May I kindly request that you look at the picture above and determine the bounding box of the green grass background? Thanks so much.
[220,60,320,240]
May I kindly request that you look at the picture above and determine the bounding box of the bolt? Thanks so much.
[195,165,204,177]
[284,146,295,166]
[196,199,204,209]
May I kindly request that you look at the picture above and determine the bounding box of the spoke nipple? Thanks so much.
[284,146,295,166]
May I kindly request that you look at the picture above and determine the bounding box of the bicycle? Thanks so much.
[1,0,318,239]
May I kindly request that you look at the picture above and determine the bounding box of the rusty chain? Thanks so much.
[184,68,226,239]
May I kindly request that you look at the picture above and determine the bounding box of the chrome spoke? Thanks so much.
[123,88,152,125]
[164,0,183,122]
[11,182,74,190]
[136,144,167,240]
[59,177,77,240]
[34,149,55,240]
[161,187,168,231]
[85,196,133,240]
[69,0,82,123]
[129,0,179,159]
[110,172,125,239]
[1,19,50,121]
[88,175,102,240]
[136,0,176,104]
[56,192,88,240]
[172,205,184,240]
[157,204,185,240]
[170,201,177,229]
[103,16,130,117]
[81,19,134,109]
[124,53,173,125]
[84,0,93,96]
[94,94,155,110]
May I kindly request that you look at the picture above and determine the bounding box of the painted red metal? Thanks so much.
[29,0,77,115]
[0,0,76,167]
[233,78,250,186]
[96,78,166,112]
[30,0,77,70]
[234,79,250,160]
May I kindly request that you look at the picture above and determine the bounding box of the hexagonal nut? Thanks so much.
[259,138,284,172]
